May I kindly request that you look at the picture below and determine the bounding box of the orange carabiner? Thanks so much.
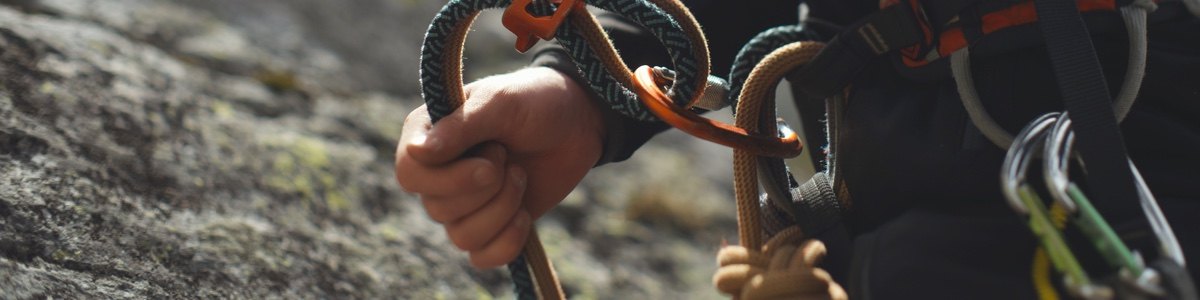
[632,66,804,158]
[502,0,585,53]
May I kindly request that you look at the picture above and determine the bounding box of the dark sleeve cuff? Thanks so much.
[529,45,671,166]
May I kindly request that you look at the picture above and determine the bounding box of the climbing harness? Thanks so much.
[419,0,1199,297]
[1002,112,1196,299]
[423,0,839,296]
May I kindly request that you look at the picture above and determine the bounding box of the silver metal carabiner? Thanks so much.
[1043,114,1079,213]
[1130,162,1187,268]
[1038,112,1187,296]
[1002,113,1060,215]
[1003,112,1116,299]
[1041,113,1185,269]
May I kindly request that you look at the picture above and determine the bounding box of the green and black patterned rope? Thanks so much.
[420,0,507,122]
[547,0,700,121]
[420,0,700,123]
[727,25,824,112]
[505,253,534,299]
[726,24,838,239]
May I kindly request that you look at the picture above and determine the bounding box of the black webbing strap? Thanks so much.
[1034,0,1145,233]
[792,172,844,235]
[791,4,923,99]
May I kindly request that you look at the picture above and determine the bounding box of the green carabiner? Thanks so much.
[1065,184,1145,276]
[1002,113,1105,298]
[1017,185,1092,290]
[1043,115,1144,277]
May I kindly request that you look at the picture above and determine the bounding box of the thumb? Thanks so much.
[407,101,515,165]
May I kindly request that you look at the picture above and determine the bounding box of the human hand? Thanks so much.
[395,67,606,268]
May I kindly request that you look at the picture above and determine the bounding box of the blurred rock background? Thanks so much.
[0,0,810,298]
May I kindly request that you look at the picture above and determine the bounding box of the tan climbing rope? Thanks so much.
[720,41,848,299]
[715,226,849,300]
[503,1,710,297]
[427,0,846,298]
[732,41,824,249]
[525,1,709,298]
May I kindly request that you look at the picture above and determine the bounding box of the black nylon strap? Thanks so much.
[793,172,844,235]
[1033,0,1142,227]
[792,4,923,98]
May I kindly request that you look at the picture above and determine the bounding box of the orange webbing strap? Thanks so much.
[719,41,846,299]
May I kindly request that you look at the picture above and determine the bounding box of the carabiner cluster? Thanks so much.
[1002,112,1192,299]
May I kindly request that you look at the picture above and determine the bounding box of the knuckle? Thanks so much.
[404,105,428,123]
[469,225,524,269]
[427,211,455,224]
[468,253,494,269]
[464,81,497,101]
[497,186,522,213]
[447,226,485,251]
[454,160,490,189]
[421,200,458,223]
[492,234,523,265]
[426,211,454,224]
[392,158,418,190]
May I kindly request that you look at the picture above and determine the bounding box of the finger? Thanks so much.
[399,105,433,142]
[469,209,532,269]
[407,89,520,165]
[396,142,507,198]
[395,107,433,192]
[445,166,527,251]
[415,144,509,223]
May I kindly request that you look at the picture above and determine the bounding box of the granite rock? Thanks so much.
[0,0,740,298]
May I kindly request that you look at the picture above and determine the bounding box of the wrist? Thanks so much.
[525,66,609,167]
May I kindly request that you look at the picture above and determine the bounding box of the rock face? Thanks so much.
[0,0,740,298]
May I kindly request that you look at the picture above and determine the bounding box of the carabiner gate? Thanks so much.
[632,66,804,158]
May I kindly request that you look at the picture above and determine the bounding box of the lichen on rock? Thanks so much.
[0,0,741,298]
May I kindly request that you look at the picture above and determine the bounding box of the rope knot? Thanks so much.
[713,226,848,300]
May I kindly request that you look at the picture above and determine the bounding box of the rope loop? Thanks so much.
[420,0,713,298]
[420,0,708,122]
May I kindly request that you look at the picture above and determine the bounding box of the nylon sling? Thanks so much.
[1033,0,1148,242]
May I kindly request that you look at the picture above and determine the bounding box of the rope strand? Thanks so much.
[720,41,847,299]
[420,0,711,298]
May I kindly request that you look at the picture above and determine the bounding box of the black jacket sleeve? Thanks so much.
[530,0,805,165]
